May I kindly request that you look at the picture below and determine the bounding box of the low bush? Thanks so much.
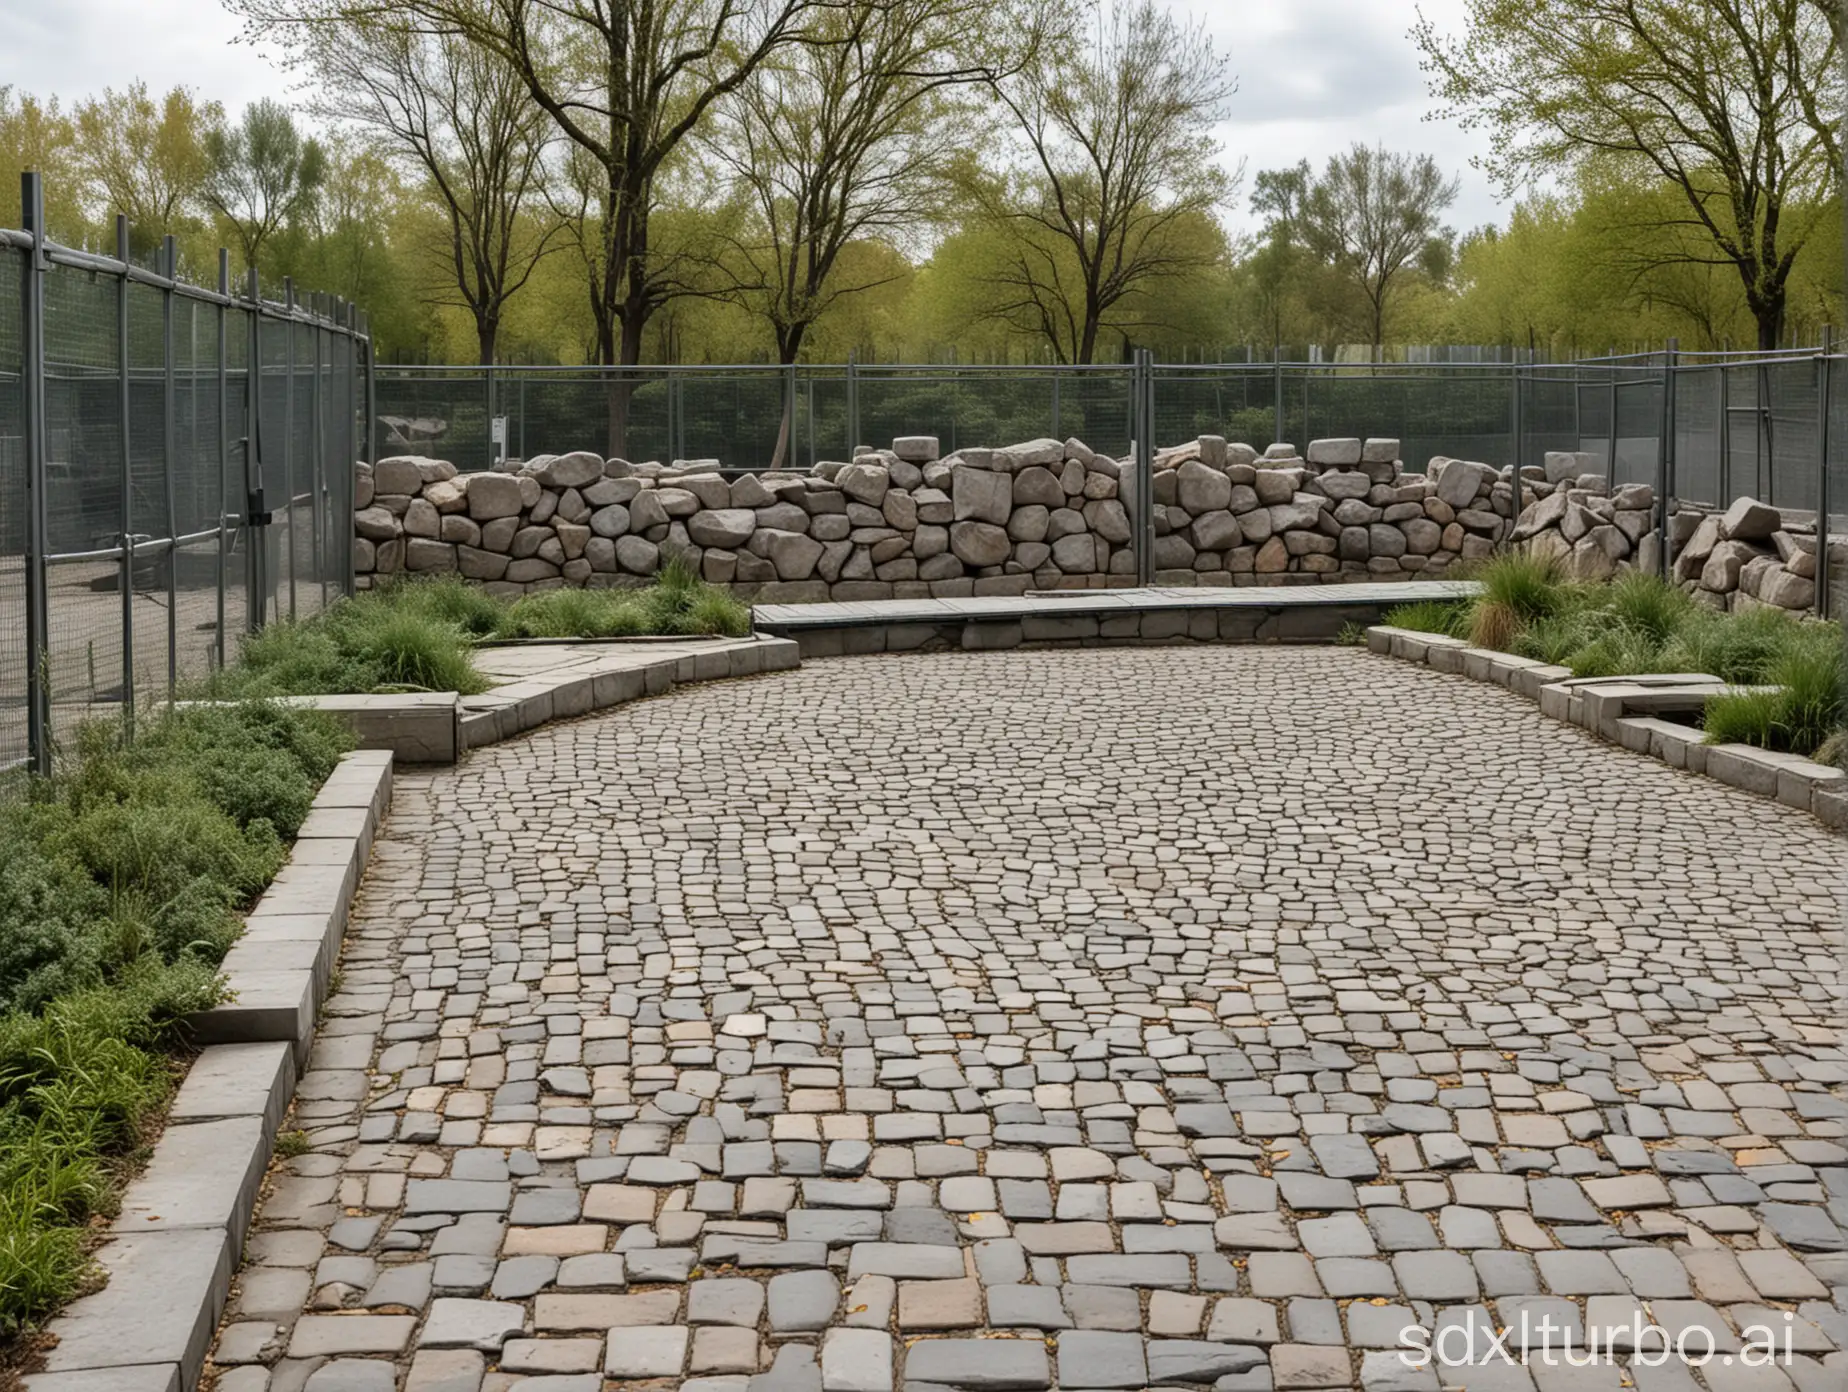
[0,700,348,1338]
[1415,552,1848,759]
[208,565,751,699]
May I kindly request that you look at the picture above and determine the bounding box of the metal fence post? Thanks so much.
[311,316,326,611]
[246,268,266,633]
[1816,328,1832,620]
[1509,354,1525,519]
[846,350,859,456]
[283,279,297,620]
[484,362,495,469]
[1050,368,1061,441]
[1273,347,1284,444]
[162,235,179,698]
[216,249,229,667]
[1135,349,1155,587]
[1607,370,1620,478]
[1657,339,1677,578]
[116,217,135,728]
[20,173,52,774]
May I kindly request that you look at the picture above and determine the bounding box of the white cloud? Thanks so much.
[1170,0,1508,237]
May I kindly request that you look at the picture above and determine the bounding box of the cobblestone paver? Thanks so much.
[205,649,1847,1392]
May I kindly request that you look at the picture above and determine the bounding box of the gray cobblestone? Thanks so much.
[200,650,1846,1390]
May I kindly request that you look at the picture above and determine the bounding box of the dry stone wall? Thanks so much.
[353,434,1519,602]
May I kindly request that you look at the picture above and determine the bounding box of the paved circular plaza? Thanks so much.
[209,647,1847,1392]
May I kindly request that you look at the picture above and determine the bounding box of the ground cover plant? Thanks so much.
[1384,554,1847,759]
[0,701,350,1342]
[206,560,752,699]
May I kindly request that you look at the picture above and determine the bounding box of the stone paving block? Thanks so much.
[190,647,1846,1392]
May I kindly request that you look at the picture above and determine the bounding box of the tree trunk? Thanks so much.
[605,312,647,461]
[477,317,498,368]
[768,326,806,471]
[1753,300,1782,352]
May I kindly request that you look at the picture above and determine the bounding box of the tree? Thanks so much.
[287,16,560,364]
[1253,146,1458,350]
[699,0,1031,464]
[204,98,328,273]
[973,0,1236,364]
[70,83,220,257]
[231,0,839,449]
[0,87,79,239]
[1414,0,1842,351]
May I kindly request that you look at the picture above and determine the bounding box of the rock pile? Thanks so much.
[1508,451,1830,612]
[351,434,1520,601]
[1670,497,1825,611]
[1507,450,1659,580]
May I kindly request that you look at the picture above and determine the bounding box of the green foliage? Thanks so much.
[1381,599,1467,637]
[1454,557,1846,758]
[1702,626,1845,756]
[0,699,338,1337]
[0,956,218,1336]
[212,570,752,697]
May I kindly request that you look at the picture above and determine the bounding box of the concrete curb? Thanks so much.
[192,749,395,1066]
[1366,625,1848,830]
[755,582,1484,659]
[457,633,800,752]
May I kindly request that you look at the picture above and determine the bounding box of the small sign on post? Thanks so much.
[491,416,509,465]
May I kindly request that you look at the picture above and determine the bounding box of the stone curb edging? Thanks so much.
[456,633,800,753]
[1366,625,1848,830]
[23,751,394,1392]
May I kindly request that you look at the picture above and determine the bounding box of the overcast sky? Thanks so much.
[0,0,1509,235]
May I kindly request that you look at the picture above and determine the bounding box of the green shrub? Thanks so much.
[1381,599,1467,637]
[341,607,491,694]
[1705,626,1845,756]
[499,588,646,640]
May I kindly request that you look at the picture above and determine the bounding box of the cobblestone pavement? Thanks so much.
[205,648,1848,1392]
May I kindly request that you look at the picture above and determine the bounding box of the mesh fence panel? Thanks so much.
[0,246,24,766]
[0,226,363,769]
[43,266,128,730]
[1829,361,1847,619]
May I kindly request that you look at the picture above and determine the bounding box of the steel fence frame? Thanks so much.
[374,351,1842,621]
[2,174,372,774]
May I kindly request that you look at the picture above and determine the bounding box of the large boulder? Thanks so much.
[466,472,525,521]
[952,465,1012,525]
[686,508,757,548]
[1306,438,1362,467]
[1176,460,1233,514]
[1434,458,1493,508]
[1315,471,1371,502]
[615,535,660,574]
[762,529,825,581]
[837,462,890,507]
[1050,532,1098,572]
[532,451,604,488]
[1718,496,1779,542]
[354,506,398,541]
[949,520,1010,566]
[892,435,939,462]
[1699,538,1760,592]
[1083,499,1131,544]
[373,457,425,495]
[1012,466,1065,508]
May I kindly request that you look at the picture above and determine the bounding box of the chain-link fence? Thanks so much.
[376,348,1841,618]
[1,175,371,773]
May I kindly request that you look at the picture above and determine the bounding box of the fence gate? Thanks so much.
[2,174,370,774]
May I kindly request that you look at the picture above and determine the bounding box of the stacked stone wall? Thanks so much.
[353,434,1517,602]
